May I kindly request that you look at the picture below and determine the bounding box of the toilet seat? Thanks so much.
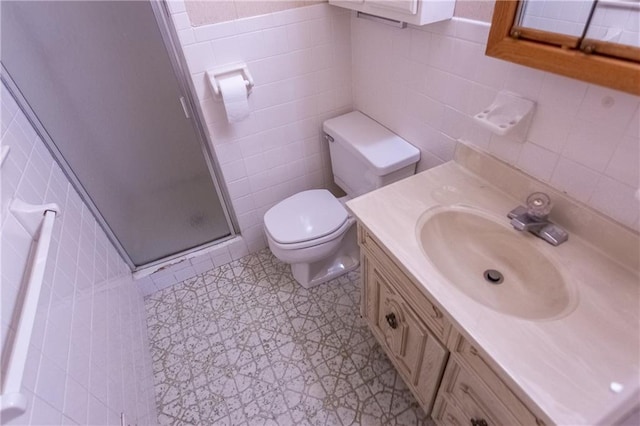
[266,217,354,251]
[264,189,349,246]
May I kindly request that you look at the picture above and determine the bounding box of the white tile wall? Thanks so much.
[147,2,637,293]
[0,83,157,425]
[170,2,353,254]
[352,16,640,230]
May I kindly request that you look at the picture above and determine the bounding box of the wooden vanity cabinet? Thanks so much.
[358,224,547,425]
[360,226,450,413]
[436,333,546,426]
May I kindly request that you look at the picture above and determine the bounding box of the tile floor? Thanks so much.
[145,249,431,425]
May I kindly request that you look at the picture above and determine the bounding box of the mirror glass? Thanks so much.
[517,0,640,47]
[585,0,640,48]
[517,0,594,37]
[487,0,640,95]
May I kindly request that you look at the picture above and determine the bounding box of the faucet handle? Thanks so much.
[526,192,552,219]
[507,205,527,219]
[539,224,569,246]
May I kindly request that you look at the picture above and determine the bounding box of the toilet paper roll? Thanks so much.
[218,74,250,123]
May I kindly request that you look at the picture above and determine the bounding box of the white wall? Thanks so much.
[351,16,640,230]
[168,1,353,253]
[142,1,638,295]
[173,0,638,254]
[0,83,157,425]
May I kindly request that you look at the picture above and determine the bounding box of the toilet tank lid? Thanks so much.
[323,111,420,176]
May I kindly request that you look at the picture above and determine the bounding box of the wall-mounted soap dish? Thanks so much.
[474,91,535,137]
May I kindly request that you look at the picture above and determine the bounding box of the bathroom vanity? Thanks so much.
[359,226,547,425]
[347,144,640,425]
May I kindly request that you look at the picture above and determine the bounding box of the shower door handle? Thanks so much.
[179,96,191,119]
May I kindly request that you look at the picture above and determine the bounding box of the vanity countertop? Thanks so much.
[346,144,640,425]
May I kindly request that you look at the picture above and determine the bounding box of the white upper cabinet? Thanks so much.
[329,0,454,26]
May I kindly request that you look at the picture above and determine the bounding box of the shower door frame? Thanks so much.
[0,0,238,271]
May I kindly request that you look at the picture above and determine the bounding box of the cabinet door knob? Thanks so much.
[385,313,398,329]
[432,305,443,318]
[470,419,488,426]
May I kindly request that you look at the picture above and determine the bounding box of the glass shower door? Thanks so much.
[1,0,232,266]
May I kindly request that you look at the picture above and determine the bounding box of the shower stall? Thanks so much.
[1,1,235,268]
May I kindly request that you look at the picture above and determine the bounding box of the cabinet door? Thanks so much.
[363,253,447,411]
[432,395,470,426]
[367,0,418,15]
[439,357,524,425]
[359,225,450,342]
[446,332,546,425]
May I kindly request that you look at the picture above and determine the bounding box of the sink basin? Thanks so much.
[417,206,576,320]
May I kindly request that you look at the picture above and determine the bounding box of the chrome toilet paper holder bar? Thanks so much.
[206,63,254,99]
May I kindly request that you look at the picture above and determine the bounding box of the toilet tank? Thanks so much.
[323,111,420,198]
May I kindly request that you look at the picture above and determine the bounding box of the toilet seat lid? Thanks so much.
[264,189,348,244]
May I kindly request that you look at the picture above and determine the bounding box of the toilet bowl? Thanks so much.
[264,189,359,288]
[263,111,420,288]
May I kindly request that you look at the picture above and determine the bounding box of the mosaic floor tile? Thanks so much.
[145,249,432,425]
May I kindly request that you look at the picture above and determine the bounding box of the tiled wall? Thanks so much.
[0,83,157,425]
[185,0,326,26]
[453,0,494,23]
[169,1,352,253]
[351,16,640,230]
[169,0,638,270]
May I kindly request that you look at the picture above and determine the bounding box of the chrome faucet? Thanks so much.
[507,192,568,246]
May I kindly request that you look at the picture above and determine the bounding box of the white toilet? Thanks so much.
[263,111,420,288]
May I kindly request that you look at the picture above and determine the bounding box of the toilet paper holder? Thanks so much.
[206,63,254,99]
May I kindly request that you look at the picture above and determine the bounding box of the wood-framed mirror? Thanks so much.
[486,0,640,95]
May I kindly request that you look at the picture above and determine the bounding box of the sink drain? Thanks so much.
[483,269,504,284]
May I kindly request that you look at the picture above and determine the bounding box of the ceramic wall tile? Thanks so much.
[352,15,640,230]
[169,3,353,258]
[0,83,157,425]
